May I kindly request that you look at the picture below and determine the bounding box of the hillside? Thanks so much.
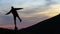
[19,14,60,34]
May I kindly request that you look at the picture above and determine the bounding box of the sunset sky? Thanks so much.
[0,0,60,29]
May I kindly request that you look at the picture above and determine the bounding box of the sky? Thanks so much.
[0,0,60,29]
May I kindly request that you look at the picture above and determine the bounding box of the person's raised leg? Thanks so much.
[17,16,22,23]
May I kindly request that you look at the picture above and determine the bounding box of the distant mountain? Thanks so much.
[0,14,60,34]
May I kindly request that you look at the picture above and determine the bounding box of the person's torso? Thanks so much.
[11,9,19,16]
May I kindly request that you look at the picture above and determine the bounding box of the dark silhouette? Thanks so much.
[5,6,23,30]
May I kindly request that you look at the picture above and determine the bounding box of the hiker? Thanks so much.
[5,6,23,30]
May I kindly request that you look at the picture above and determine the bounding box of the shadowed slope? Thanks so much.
[19,14,60,34]
[0,14,60,34]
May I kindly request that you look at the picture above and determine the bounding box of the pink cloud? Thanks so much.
[0,24,28,29]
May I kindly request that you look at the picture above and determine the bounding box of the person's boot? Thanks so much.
[14,26,18,31]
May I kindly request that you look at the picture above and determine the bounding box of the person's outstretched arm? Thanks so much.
[5,10,11,15]
[15,8,23,10]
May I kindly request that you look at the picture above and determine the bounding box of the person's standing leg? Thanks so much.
[14,16,17,30]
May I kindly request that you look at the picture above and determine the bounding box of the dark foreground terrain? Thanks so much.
[0,14,60,34]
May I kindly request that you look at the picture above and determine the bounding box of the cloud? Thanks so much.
[1,0,59,16]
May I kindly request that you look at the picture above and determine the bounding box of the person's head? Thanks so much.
[11,6,14,9]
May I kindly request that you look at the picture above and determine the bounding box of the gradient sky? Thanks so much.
[0,0,60,29]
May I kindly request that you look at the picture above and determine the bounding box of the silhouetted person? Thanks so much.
[5,6,23,30]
